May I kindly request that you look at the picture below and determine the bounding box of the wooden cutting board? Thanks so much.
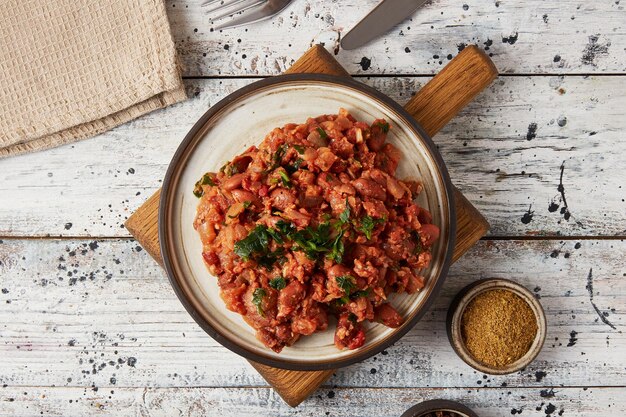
[125,44,496,407]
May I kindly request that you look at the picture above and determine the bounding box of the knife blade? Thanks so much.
[341,0,429,50]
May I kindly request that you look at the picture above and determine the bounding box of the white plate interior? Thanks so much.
[169,81,451,363]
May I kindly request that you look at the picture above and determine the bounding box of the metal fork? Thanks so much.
[202,0,294,30]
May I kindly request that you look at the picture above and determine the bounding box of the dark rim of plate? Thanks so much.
[400,399,479,417]
[159,73,457,370]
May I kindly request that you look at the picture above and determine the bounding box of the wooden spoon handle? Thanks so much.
[404,45,498,138]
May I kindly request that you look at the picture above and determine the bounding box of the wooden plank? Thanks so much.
[0,75,624,238]
[0,238,623,389]
[166,0,626,76]
[0,386,624,416]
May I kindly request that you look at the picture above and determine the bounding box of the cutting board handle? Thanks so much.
[404,45,498,138]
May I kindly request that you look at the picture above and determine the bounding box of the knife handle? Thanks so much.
[404,45,498,138]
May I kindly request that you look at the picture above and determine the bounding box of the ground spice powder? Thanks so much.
[461,289,538,368]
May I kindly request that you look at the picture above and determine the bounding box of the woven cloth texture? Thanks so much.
[0,0,186,158]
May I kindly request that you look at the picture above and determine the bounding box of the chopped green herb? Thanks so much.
[265,227,284,244]
[233,225,271,260]
[224,164,239,177]
[411,231,423,255]
[275,220,296,235]
[193,183,204,198]
[356,215,385,240]
[321,213,332,221]
[278,170,291,187]
[351,289,371,299]
[270,144,288,170]
[285,158,305,174]
[334,296,349,307]
[193,173,217,198]
[293,144,305,154]
[316,127,328,139]
[326,230,344,264]
[377,121,390,133]
[243,201,252,209]
[202,173,216,186]
[258,248,285,270]
[292,158,304,170]
[291,222,334,259]
[269,276,287,290]
[339,201,351,224]
[336,275,356,294]
[252,288,266,316]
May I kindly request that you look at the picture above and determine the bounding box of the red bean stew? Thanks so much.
[193,109,440,352]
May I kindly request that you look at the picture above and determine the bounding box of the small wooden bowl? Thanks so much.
[401,399,479,417]
[446,278,547,375]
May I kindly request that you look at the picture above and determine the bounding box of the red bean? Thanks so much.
[230,189,259,205]
[270,188,296,210]
[353,178,386,200]
[375,303,403,328]
[222,173,245,191]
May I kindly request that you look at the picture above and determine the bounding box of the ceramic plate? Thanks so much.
[159,74,456,370]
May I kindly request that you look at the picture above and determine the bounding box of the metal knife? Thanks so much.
[341,0,429,50]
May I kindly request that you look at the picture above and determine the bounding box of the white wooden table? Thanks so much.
[1,1,625,416]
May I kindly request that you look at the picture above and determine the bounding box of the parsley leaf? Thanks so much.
[270,144,288,170]
[334,296,349,307]
[339,201,351,224]
[316,127,328,139]
[275,220,296,235]
[278,170,291,187]
[252,288,266,317]
[193,184,204,198]
[411,231,423,255]
[269,276,286,290]
[193,173,216,198]
[265,227,284,244]
[326,230,344,264]
[356,215,385,240]
[335,275,356,294]
[258,248,285,270]
[351,289,371,299]
[292,158,304,170]
[292,223,333,259]
[377,121,390,133]
[233,225,270,260]
[222,163,239,177]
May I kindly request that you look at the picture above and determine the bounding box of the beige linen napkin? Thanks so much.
[0,0,186,158]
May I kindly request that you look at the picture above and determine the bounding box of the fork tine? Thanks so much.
[213,2,273,30]
[208,0,265,21]
[203,0,247,13]
[200,0,223,7]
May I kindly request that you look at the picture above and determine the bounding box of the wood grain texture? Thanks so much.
[404,45,498,138]
[122,45,493,406]
[0,238,623,390]
[1,75,624,238]
[1,386,624,417]
[123,190,162,267]
[451,188,489,263]
[165,0,626,76]
[248,363,333,407]
[284,44,350,77]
